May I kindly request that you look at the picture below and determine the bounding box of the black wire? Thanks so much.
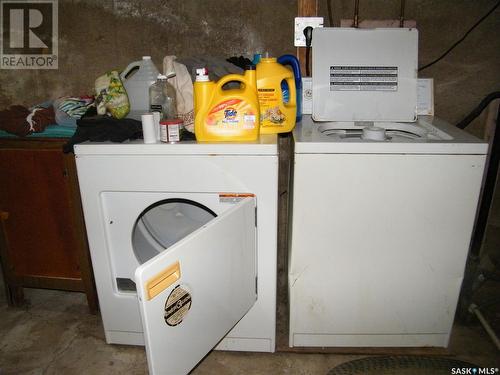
[419,0,500,72]
[456,91,500,129]
[304,26,313,77]
[400,0,406,27]
[353,0,359,27]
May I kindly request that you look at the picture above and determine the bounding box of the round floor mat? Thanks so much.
[328,356,480,375]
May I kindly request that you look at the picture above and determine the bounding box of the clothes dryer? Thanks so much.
[75,138,278,374]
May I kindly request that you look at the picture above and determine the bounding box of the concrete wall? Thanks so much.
[0,0,296,108]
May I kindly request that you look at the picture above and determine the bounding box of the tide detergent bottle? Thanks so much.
[194,66,260,142]
[256,56,297,134]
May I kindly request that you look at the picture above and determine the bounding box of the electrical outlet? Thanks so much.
[294,17,324,47]
[302,77,312,114]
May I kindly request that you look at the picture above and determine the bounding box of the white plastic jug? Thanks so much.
[120,56,159,119]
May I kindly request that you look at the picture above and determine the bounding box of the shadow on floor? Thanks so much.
[0,281,498,375]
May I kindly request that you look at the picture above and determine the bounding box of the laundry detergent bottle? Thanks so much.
[194,66,260,142]
[256,57,297,134]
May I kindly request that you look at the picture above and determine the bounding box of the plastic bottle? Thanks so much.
[120,56,159,119]
[149,74,177,120]
[194,66,260,142]
[256,57,297,134]
[193,68,213,114]
[277,54,302,122]
[252,53,262,65]
[253,53,302,123]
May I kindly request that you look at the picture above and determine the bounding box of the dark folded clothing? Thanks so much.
[227,56,253,70]
[63,108,142,153]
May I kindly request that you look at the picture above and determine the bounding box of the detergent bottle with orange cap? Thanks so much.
[193,66,260,142]
[256,55,297,134]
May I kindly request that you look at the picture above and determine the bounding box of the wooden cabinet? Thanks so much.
[0,138,97,313]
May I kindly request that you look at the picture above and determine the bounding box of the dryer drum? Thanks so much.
[132,198,217,264]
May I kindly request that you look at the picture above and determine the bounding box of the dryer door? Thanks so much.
[135,197,256,375]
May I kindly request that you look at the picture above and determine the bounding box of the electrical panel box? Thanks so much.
[312,28,418,122]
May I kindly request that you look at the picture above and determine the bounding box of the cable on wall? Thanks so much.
[419,0,500,72]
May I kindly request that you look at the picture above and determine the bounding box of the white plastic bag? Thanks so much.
[163,56,194,132]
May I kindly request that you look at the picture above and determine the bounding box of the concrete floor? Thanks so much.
[0,282,499,375]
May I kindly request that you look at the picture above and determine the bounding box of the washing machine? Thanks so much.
[75,138,278,374]
[289,115,487,348]
[288,27,488,348]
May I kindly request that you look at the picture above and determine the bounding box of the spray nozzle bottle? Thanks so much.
[195,68,210,82]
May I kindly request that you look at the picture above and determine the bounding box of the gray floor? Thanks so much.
[0,283,499,375]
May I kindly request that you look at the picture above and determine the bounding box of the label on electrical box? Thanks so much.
[330,66,398,91]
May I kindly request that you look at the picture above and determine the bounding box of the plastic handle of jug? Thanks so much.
[284,77,297,108]
[215,74,246,92]
[277,54,302,90]
[120,60,140,81]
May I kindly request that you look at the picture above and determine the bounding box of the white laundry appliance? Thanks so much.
[290,116,487,347]
[288,27,488,348]
[75,138,278,374]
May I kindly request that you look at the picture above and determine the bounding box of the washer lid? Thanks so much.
[294,115,488,155]
[312,28,418,122]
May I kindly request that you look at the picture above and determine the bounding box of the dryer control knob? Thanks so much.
[362,126,386,141]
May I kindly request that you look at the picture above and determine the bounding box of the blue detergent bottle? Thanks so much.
[253,53,303,122]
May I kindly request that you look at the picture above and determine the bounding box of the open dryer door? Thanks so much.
[135,197,257,375]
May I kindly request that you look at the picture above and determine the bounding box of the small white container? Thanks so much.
[141,113,157,144]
